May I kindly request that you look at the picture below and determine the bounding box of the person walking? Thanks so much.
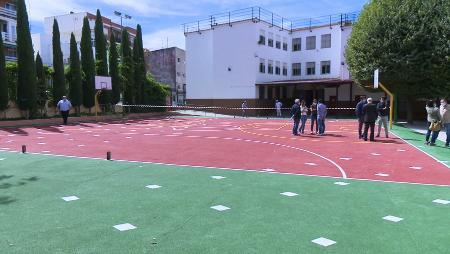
[310,99,318,134]
[376,96,389,138]
[355,96,367,139]
[440,98,450,147]
[362,98,378,141]
[241,101,248,117]
[299,100,308,134]
[317,99,327,136]
[291,99,301,136]
[57,96,72,125]
[275,100,283,117]
[425,100,441,146]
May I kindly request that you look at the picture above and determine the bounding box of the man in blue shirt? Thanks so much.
[355,96,367,139]
[57,96,72,125]
[317,99,327,135]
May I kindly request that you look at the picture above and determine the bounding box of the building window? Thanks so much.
[275,61,281,75]
[177,58,181,62]
[5,3,16,11]
[282,63,288,76]
[292,38,301,51]
[307,62,316,75]
[268,60,274,74]
[283,37,288,51]
[259,58,266,73]
[259,29,266,45]
[292,63,301,76]
[275,35,281,49]
[306,36,316,50]
[321,34,331,48]
[321,61,331,74]
[268,32,274,47]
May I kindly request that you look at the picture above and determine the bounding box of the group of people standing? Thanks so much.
[425,98,450,147]
[290,99,327,136]
[355,96,389,141]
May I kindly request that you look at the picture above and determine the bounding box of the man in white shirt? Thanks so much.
[57,96,72,125]
[440,98,450,147]
[275,100,283,117]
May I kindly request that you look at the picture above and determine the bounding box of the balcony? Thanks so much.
[0,7,16,19]
[2,32,16,44]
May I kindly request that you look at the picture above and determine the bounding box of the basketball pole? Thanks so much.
[95,90,102,119]
[378,83,394,130]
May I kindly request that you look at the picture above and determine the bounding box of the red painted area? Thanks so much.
[0,117,449,185]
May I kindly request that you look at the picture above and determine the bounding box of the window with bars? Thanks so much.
[283,37,288,51]
[306,62,316,75]
[306,36,316,50]
[321,61,331,74]
[268,60,274,74]
[292,38,301,51]
[275,61,281,75]
[259,58,266,73]
[292,63,301,76]
[283,63,288,76]
[268,33,274,47]
[321,34,331,48]
[259,30,266,45]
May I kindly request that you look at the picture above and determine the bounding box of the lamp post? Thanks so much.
[114,11,132,28]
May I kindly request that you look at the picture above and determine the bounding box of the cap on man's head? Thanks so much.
[295,99,300,103]
[367,98,373,103]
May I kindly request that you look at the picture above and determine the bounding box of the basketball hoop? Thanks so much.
[95,76,112,117]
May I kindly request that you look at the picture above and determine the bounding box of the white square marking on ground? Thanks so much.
[375,173,389,177]
[211,176,226,180]
[371,153,381,156]
[409,166,422,170]
[383,215,403,222]
[113,223,136,231]
[280,192,298,197]
[37,137,44,139]
[0,158,6,161]
[104,141,110,143]
[432,199,450,205]
[334,182,350,186]
[262,168,275,172]
[340,158,352,160]
[62,196,79,202]
[38,143,46,145]
[210,205,230,211]
[126,137,132,139]
[312,237,336,247]
[397,149,406,152]
[146,185,162,189]
[41,151,51,153]
[93,135,100,137]
[77,145,85,147]
[305,163,317,166]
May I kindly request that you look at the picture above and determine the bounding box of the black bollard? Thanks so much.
[22,145,26,153]
[107,151,112,160]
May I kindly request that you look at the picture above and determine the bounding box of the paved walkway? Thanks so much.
[405,122,447,143]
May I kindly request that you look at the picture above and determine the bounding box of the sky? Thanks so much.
[26,0,368,51]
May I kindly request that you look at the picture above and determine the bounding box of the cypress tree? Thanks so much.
[120,29,134,105]
[16,0,37,114]
[132,37,142,104]
[69,33,82,114]
[35,52,47,115]
[52,19,66,104]
[0,32,8,112]
[80,16,95,110]
[109,34,121,104]
[94,9,110,105]
[136,25,147,101]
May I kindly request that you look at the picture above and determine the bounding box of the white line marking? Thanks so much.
[113,223,136,231]
[312,237,336,247]
[146,185,161,189]
[62,196,79,202]
[432,199,450,205]
[280,192,298,197]
[334,182,350,186]
[383,215,403,222]
[210,205,230,211]
[375,173,389,177]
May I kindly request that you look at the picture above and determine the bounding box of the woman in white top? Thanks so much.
[299,100,309,134]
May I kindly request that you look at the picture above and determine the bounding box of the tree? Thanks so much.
[94,9,111,105]
[120,29,134,105]
[16,0,37,115]
[346,0,450,122]
[80,16,95,111]
[109,34,121,104]
[52,19,66,105]
[0,32,8,112]
[35,52,48,116]
[133,24,146,105]
[68,33,82,114]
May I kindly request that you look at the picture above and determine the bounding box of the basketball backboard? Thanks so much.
[95,76,112,90]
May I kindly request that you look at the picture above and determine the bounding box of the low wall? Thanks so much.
[0,101,103,119]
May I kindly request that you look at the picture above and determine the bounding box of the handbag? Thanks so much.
[429,121,442,132]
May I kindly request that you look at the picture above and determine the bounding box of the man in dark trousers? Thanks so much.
[355,95,367,139]
[362,97,378,141]
[291,99,301,135]
[57,96,72,125]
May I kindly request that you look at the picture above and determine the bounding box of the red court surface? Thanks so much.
[1,117,449,186]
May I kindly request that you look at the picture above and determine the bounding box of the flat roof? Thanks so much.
[256,78,354,86]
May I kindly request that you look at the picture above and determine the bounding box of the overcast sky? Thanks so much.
[26,0,368,50]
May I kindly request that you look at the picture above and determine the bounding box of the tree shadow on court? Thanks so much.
[324,134,345,138]
[36,126,63,133]
[1,128,29,136]
[375,139,403,144]
[0,175,14,181]
[78,123,95,128]
[0,176,39,190]
[0,196,16,205]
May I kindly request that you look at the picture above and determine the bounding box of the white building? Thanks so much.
[184,7,383,109]
[0,0,17,61]
[32,12,136,66]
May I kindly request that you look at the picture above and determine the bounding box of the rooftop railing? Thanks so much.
[0,6,16,19]
[183,6,359,34]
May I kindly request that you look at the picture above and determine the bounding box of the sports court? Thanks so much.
[1,114,450,253]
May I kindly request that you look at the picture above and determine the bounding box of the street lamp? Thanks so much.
[114,11,132,27]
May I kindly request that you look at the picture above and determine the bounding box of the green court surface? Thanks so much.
[1,151,450,254]
[391,125,450,167]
